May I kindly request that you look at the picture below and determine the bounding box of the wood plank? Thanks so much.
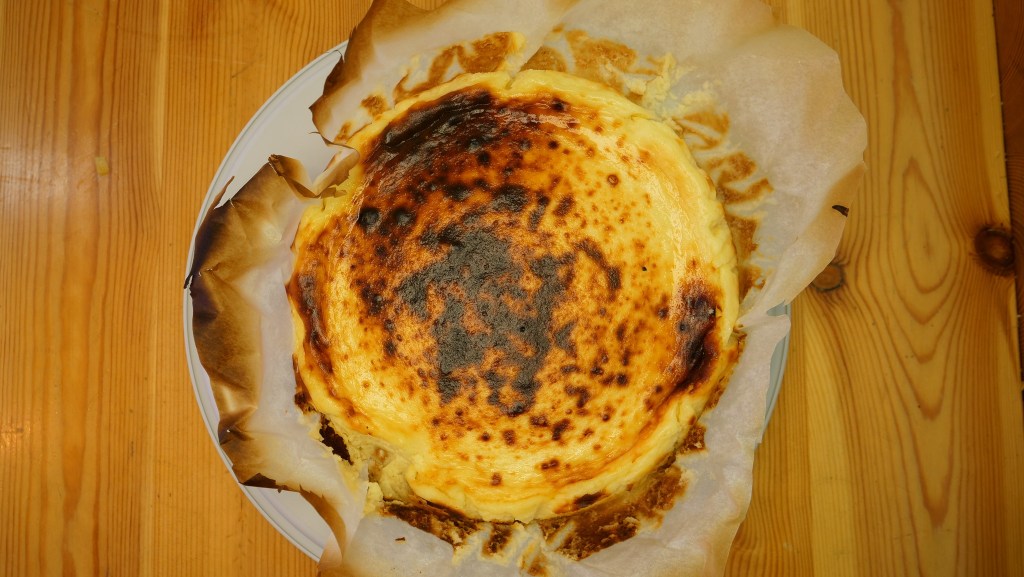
[729,1,1024,576]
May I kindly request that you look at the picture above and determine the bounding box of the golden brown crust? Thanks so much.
[290,71,739,535]
[538,460,687,561]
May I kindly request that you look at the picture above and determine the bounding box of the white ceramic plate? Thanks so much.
[183,42,790,562]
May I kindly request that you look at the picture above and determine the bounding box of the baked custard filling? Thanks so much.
[288,71,739,523]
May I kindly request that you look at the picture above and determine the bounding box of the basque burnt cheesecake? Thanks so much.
[188,1,869,572]
[287,70,740,525]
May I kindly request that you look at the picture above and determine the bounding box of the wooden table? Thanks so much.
[2,1,1021,575]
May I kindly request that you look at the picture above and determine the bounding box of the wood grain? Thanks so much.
[0,1,1020,577]
[730,1,1024,576]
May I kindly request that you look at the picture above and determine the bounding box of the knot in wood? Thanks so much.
[974,227,1014,276]
[811,262,844,292]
